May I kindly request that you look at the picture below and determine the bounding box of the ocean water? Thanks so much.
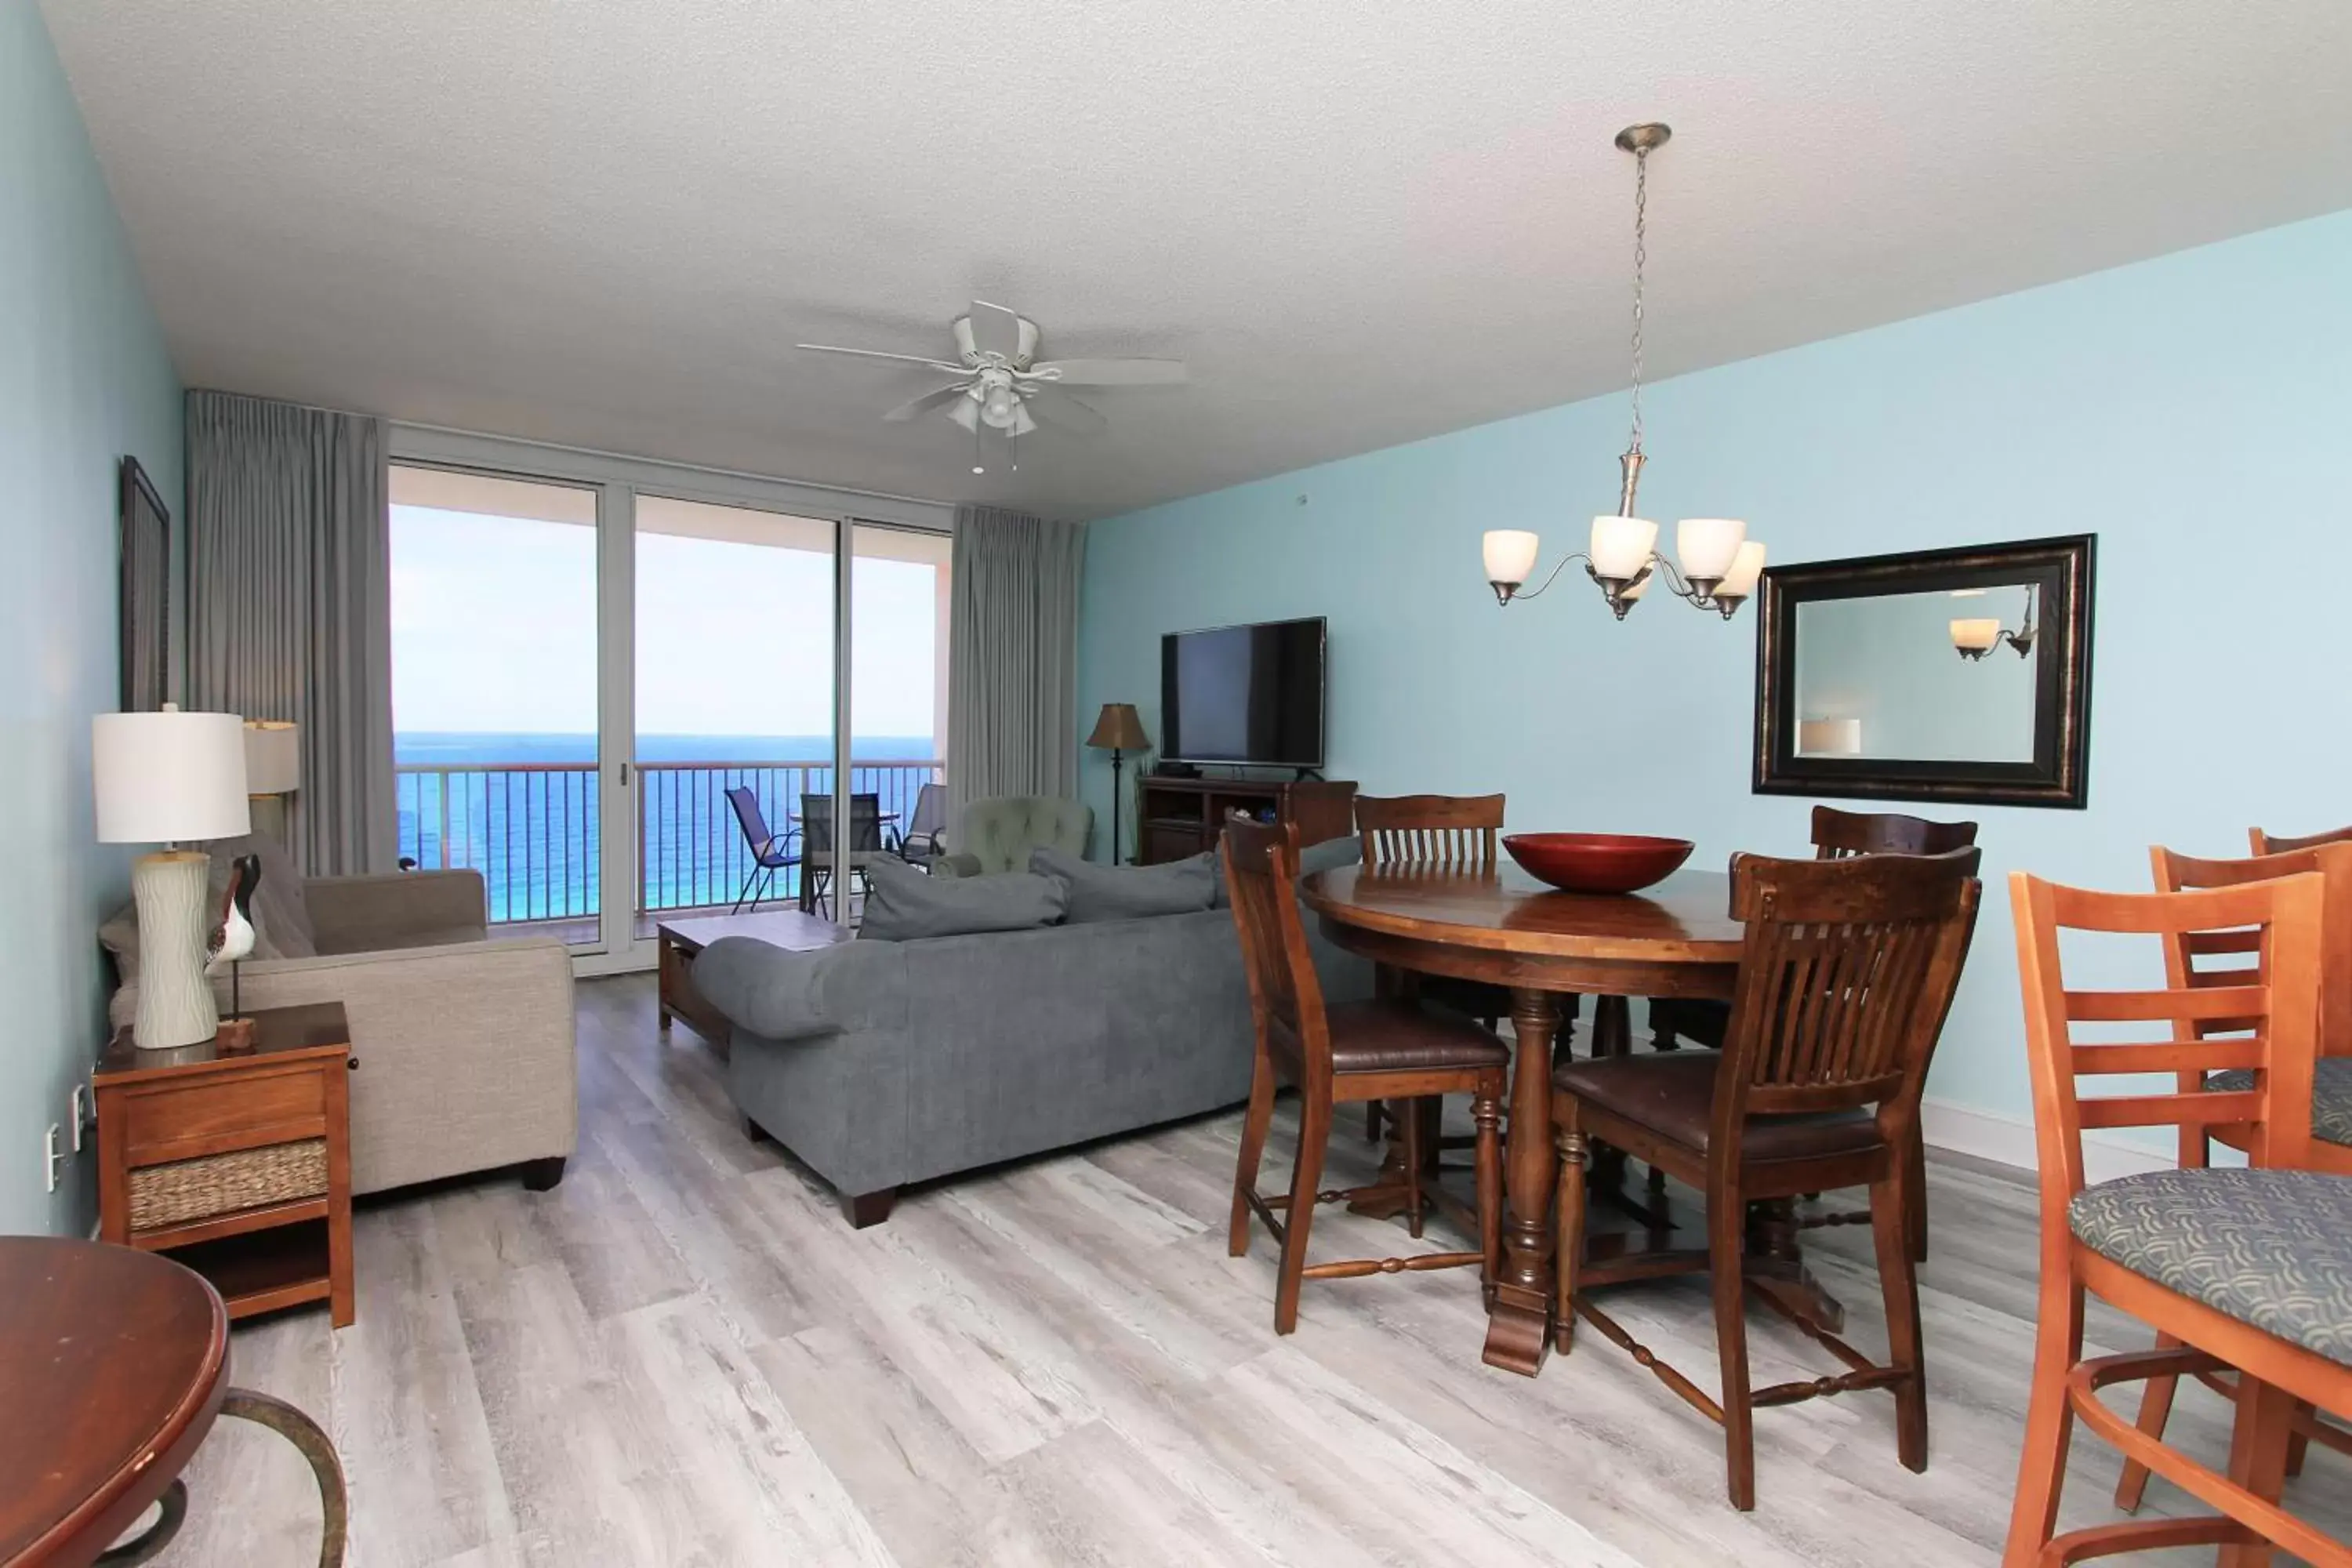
[396,732,939,921]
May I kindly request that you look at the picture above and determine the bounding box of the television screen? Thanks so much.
[1160,618,1326,768]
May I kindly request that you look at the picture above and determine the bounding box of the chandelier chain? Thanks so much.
[1628,146,1649,453]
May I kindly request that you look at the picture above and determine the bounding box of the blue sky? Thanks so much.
[390,506,942,739]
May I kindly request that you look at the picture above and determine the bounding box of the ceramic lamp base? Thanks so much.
[132,849,218,1050]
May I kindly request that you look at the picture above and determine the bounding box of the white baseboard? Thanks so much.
[1920,1095,2176,1183]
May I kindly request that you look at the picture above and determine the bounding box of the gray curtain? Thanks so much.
[187,390,395,876]
[947,506,1086,833]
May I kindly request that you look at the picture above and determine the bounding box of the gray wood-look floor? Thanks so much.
[147,976,2347,1567]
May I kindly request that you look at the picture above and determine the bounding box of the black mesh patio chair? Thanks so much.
[897,782,949,869]
[724,786,803,913]
[800,792,891,919]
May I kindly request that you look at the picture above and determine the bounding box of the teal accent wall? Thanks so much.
[2,6,183,1233]
[1078,209,2352,1134]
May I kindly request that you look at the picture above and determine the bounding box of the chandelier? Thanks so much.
[1482,124,1766,620]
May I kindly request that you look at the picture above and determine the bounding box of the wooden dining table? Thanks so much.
[1301,862,1748,1376]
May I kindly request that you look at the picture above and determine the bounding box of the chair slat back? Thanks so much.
[1355,793,1504,870]
[800,792,884,853]
[1718,848,1982,1124]
[725,786,775,855]
[1809,804,1980,860]
[2151,842,2352,1065]
[2010,870,2325,1200]
[1221,814,1331,1081]
[2251,822,2352,855]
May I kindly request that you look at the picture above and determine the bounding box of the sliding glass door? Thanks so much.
[388,466,605,946]
[385,434,951,970]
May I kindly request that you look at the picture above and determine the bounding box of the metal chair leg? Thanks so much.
[221,1388,347,1568]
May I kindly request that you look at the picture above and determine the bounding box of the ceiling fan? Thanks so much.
[796,301,1185,450]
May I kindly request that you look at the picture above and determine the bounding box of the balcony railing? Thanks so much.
[394,758,945,927]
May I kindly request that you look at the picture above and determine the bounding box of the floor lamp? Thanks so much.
[1085,703,1151,865]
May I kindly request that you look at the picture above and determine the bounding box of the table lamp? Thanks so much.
[94,705,252,1048]
[1085,702,1152,865]
[244,719,300,844]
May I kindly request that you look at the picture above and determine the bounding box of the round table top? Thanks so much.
[0,1237,228,1567]
[1301,864,1744,964]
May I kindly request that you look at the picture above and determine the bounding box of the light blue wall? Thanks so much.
[2,6,184,1233]
[1079,209,2352,1132]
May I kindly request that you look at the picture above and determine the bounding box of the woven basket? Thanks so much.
[129,1138,328,1232]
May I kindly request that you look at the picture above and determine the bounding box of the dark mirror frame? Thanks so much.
[118,455,173,713]
[1752,534,2095,809]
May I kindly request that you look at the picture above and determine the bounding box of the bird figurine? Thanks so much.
[207,853,261,1047]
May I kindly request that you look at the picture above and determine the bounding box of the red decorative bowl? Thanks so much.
[1502,833,1695,895]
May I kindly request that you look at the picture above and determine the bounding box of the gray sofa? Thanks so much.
[691,846,1370,1225]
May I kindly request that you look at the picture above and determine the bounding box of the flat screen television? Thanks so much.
[1160,617,1327,768]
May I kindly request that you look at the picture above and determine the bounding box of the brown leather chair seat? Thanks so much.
[1325,1000,1510,1074]
[1552,1051,1885,1163]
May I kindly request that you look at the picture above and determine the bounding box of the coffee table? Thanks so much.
[657,909,851,1050]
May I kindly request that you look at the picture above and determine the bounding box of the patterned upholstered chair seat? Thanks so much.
[2068,1167,2352,1363]
[2205,1058,2352,1145]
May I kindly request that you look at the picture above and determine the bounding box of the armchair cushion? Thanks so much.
[2069,1167,2352,1363]
[1029,846,1216,924]
[305,869,488,954]
[98,832,321,983]
[953,796,1094,876]
[857,855,1069,942]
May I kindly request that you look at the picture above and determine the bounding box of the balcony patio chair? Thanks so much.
[896,782,949,870]
[800,792,891,920]
[724,786,803,914]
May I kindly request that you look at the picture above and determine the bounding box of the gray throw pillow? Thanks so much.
[858,855,1069,941]
[1029,846,1218,924]
[1208,832,1361,906]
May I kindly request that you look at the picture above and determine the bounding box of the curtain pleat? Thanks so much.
[186,390,395,875]
[946,506,1086,838]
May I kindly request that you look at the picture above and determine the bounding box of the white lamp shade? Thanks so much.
[93,706,252,844]
[1797,717,1863,756]
[1588,514,1659,580]
[1951,617,2002,652]
[243,720,300,795]
[1718,540,1767,599]
[1482,529,1541,586]
[1675,517,1747,582]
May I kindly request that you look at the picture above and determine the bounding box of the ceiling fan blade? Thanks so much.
[1021,358,1188,387]
[796,343,971,373]
[882,383,974,423]
[947,396,981,433]
[964,300,1023,361]
[1021,386,1109,437]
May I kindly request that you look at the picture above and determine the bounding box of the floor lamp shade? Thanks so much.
[1086,703,1151,865]
[243,720,301,796]
[93,706,251,1049]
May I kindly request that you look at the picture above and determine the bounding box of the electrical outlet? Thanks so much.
[44,1124,64,1194]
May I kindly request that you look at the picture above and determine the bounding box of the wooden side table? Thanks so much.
[95,1002,357,1328]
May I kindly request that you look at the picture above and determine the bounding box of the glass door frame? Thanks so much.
[389,424,953,977]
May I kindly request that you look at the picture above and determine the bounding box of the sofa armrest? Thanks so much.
[933,852,984,880]
[109,938,575,1195]
[691,936,906,1042]
[305,869,489,953]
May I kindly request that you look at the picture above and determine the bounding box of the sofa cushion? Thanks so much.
[1210,830,1363,906]
[97,832,318,982]
[858,855,1069,941]
[1030,846,1217,924]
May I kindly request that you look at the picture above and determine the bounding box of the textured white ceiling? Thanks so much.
[40,1,2352,518]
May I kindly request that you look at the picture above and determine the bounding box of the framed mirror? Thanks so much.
[1753,535,2094,808]
[118,455,172,712]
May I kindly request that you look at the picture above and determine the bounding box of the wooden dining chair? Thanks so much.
[2252,822,2352,855]
[2006,868,2352,1567]
[1553,847,1982,1510]
[1353,793,1518,1144]
[1649,804,1980,1260]
[2111,840,2352,1512]
[1223,815,1508,1334]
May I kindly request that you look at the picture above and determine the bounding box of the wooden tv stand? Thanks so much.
[1134,775,1357,865]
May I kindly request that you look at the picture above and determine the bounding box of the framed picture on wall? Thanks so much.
[118,455,172,712]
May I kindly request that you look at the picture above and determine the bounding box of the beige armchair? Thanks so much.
[104,840,576,1196]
